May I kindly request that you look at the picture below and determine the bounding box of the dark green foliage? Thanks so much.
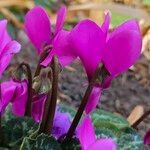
[61,138,81,150]
[20,134,61,150]
[0,116,38,149]
[92,109,129,129]
[0,105,143,150]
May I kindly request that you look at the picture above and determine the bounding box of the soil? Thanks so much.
[4,31,150,141]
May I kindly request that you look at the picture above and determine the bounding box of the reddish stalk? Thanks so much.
[65,64,104,140]
[34,45,52,77]
[44,56,59,134]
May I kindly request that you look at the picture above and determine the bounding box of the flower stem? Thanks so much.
[132,109,150,128]
[34,45,52,77]
[19,63,33,117]
[65,64,103,140]
[44,56,59,134]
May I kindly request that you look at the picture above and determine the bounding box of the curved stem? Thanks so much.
[132,109,150,128]
[34,45,52,77]
[65,64,104,140]
[19,63,33,117]
[44,56,59,134]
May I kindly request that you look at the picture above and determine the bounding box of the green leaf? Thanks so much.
[95,128,117,141]
[2,105,16,124]
[92,109,129,130]
[61,139,81,150]
[93,110,143,150]
[20,134,61,150]
[118,128,143,150]
[95,127,143,150]
[2,117,38,148]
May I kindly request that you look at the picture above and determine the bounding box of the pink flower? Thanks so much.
[77,115,117,150]
[144,130,150,145]
[0,80,28,116]
[0,20,21,77]
[70,13,142,113]
[25,6,76,67]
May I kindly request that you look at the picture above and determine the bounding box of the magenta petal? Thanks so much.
[103,30,142,76]
[0,81,17,113]
[144,130,150,145]
[32,94,47,122]
[85,87,102,114]
[77,116,96,150]
[0,20,7,44]
[0,41,21,77]
[110,19,140,38]
[1,40,21,55]
[24,6,51,54]
[41,30,76,67]
[54,6,67,35]
[70,19,106,79]
[12,81,28,116]
[0,20,11,52]
[101,12,110,35]
[87,139,117,150]
[0,53,13,77]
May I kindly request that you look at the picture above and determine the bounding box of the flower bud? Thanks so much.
[12,65,27,82]
[33,68,51,94]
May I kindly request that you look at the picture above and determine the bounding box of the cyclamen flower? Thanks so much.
[0,80,28,116]
[144,130,150,145]
[70,13,142,114]
[77,115,117,150]
[25,6,76,67]
[0,20,21,77]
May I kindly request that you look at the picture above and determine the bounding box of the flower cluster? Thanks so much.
[0,5,147,150]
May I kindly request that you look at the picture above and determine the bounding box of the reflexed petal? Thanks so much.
[77,116,96,150]
[87,138,117,150]
[41,30,76,67]
[110,19,140,38]
[0,40,21,55]
[70,19,106,79]
[103,30,142,76]
[85,87,101,114]
[24,6,51,54]
[0,41,21,77]
[52,111,71,139]
[54,6,67,35]
[32,94,47,122]
[144,130,150,145]
[12,81,28,116]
